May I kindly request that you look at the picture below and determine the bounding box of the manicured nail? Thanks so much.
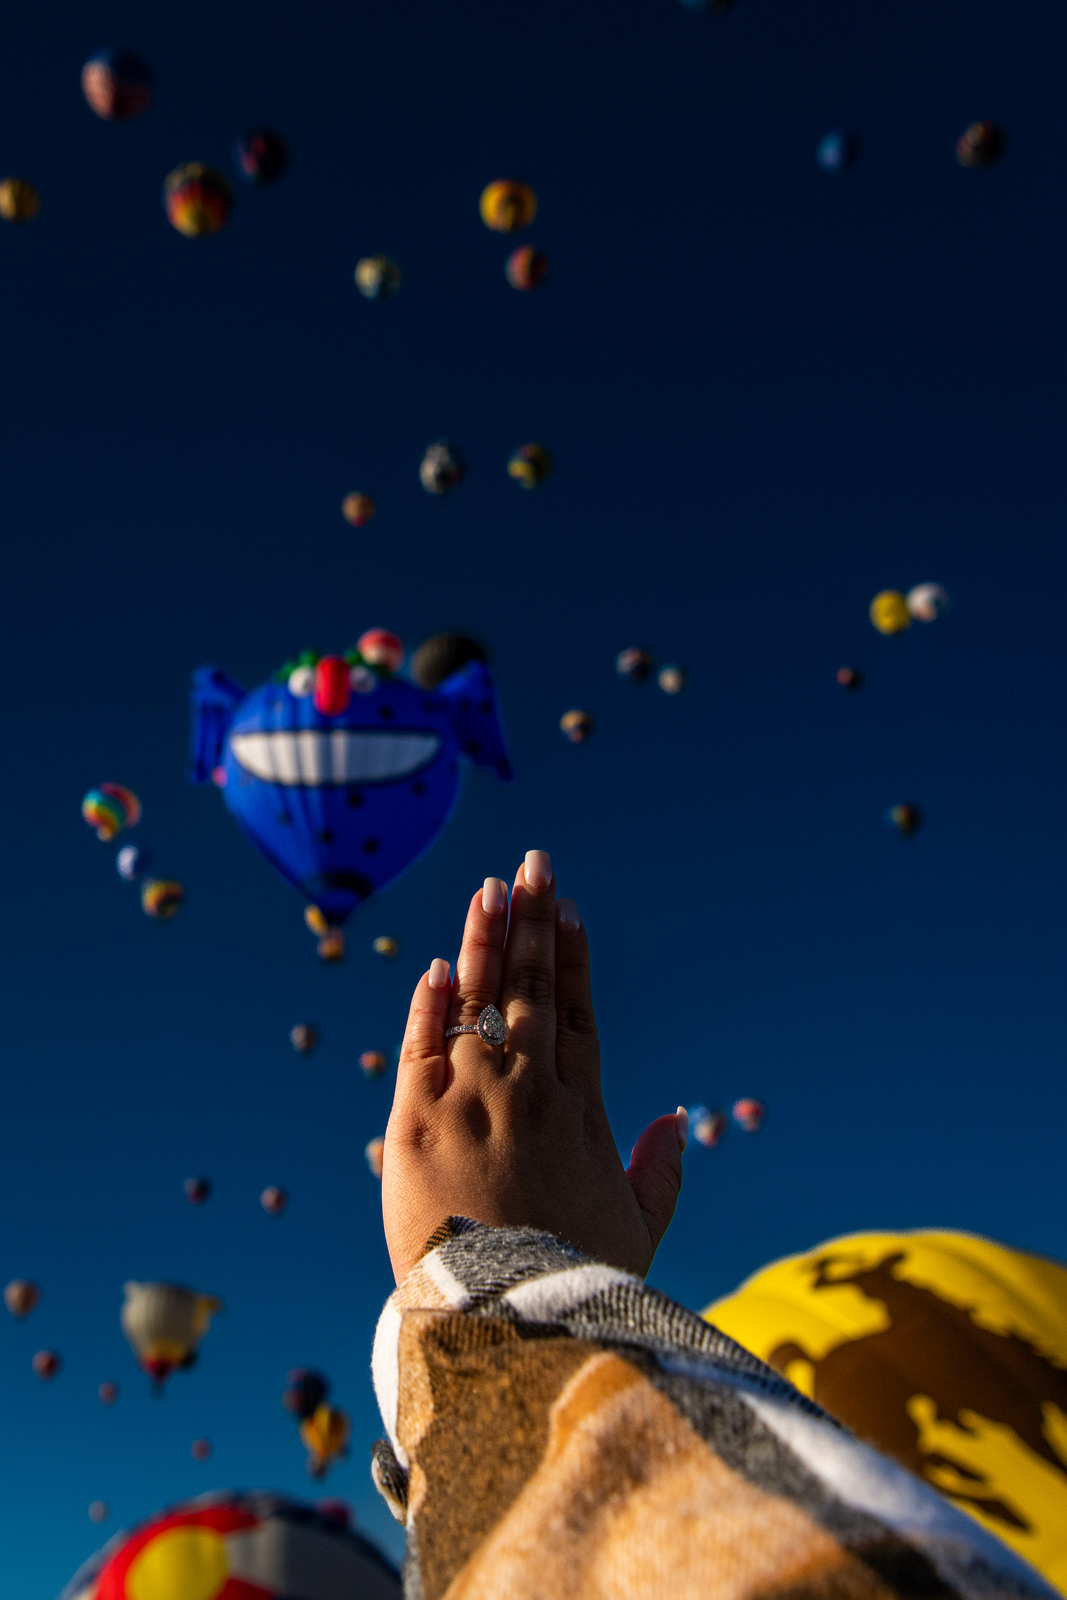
[482,877,508,916]
[675,1106,689,1153]
[524,849,553,893]
[557,898,580,932]
[428,959,451,990]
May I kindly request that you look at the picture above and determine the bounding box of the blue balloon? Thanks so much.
[817,130,860,172]
[188,648,511,925]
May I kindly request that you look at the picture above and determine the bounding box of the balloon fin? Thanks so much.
[438,660,513,781]
[188,667,245,784]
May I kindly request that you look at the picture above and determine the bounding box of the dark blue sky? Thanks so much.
[2,0,1065,1592]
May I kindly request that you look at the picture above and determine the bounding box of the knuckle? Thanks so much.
[508,963,554,1006]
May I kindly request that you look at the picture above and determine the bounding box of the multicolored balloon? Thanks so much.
[116,843,151,880]
[365,1135,385,1178]
[507,443,553,488]
[141,878,184,919]
[233,128,288,184]
[732,1098,765,1132]
[691,1106,728,1148]
[887,803,922,836]
[261,1185,288,1215]
[120,1281,222,1388]
[82,783,141,842]
[283,1368,330,1420]
[163,164,232,238]
[355,256,402,299]
[480,179,537,232]
[373,934,400,959]
[184,1176,211,1204]
[81,48,153,121]
[290,1023,319,1055]
[505,245,550,290]
[357,628,405,672]
[869,590,911,635]
[33,1350,61,1380]
[956,121,1006,168]
[98,1381,119,1405]
[301,1404,351,1477]
[906,582,949,622]
[419,440,466,494]
[0,178,41,222]
[5,1279,40,1317]
[360,1050,388,1078]
[341,492,376,527]
[560,709,594,744]
[836,666,863,690]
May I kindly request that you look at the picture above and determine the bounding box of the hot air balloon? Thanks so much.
[163,164,232,238]
[283,1368,330,1420]
[365,1136,385,1178]
[360,1050,387,1078]
[507,443,552,488]
[141,878,184,919]
[357,628,404,672]
[188,641,511,934]
[480,179,537,232]
[704,1229,1067,1595]
[290,1023,319,1055]
[191,1438,212,1461]
[817,130,860,172]
[0,178,41,222]
[59,1492,401,1600]
[505,245,550,290]
[82,783,141,842]
[732,1098,764,1132]
[560,710,594,744]
[88,1501,110,1524]
[317,928,345,962]
[355,256,402,299]
[233,128,288,184]
[906,582,949,622]
[116,843,151,880]
[616,648,653,683]
[5,1279,40,1317]
[373,934,400,958]
[836,666,863,690]
[341,492,376,527]
[261,1186,288,1215]
[33,1350,61,1380]
[870,590,911,635]
[120,1281,222,1389]
[690,1107,727,1148]
[658,666,685,695]
[887,802,922,836]
[81,48,152,121]
[184,1176,211,1204]
[409,632,487,689]
[957,122,1006,168]
[419,440,466,495]
[98,1381,119,1404]
[301,1404,351,1477]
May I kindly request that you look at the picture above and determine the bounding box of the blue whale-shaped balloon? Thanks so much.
[189,649,511,923]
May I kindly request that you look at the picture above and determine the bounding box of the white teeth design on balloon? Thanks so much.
[230,730,441,786]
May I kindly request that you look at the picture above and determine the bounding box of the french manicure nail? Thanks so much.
[524,849,553,893]
[482,877,508,916]
[557,898,580,932]
[675,1106,689,1153]
[428,958,451,990]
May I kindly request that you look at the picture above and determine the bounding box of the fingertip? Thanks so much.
[523,849,553,895]
[481,877,508,917]
[428,958,451,990]
[675,1106,689,1153]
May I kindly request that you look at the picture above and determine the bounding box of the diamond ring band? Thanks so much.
[444,1004,507,1047]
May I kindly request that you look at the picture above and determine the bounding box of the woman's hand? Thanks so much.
[382,850,687,1285]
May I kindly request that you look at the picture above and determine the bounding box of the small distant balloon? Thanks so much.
[116,843,151,881]
[373,935,400,959]
[163,163,232,238]
[505,245,550,290]
[0,178,41,223]
[318,929,345,963]
[33,1350,61,1380]
[98,1381,119,1404]
[81,48,153,121]
[141,878,184,919]
[290,1024,319,1056]
[5,1279,40,1317]
[301,1403,351,1479]
[341,492,376,527]
[355,256,402,299]
[261,1185,288,1215]
[507,443,552,488]
[732,1098,765,1132]
[887,803,922,836]
[191,1438,212,1461]
[906,583,949,622]
[420,440,466,495]
[365,1136,385,1179]
[88,1501,110,1525]
[121,1281,222,1387]
[305,905,329,937]
[480,179,537,233]
[82,783,141,842]
[836,666,863,690]
[816,130,859,173]
[869,590,911,635]
[956,121,1006,169]
[560,710,594,744]
[691,1107,728,1148]
[284,1368,331,1420]
[357,628,404,672]
[658,666,685,695]
[359,1050,388,1079]
[184,1176,211,1205]
[233,128,288,184]
[616,647,653,683]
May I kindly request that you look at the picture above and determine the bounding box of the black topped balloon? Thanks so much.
[956,122,1006,168]
[233,128,289,185]
[81,48,153,122]
[283,1367,330,1420]
[817,130,860,173]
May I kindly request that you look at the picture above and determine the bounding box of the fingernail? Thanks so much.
[557,898,580,932]
[524,849,553,893]
[428,959,451,990]
[675,1106,689,1153]
[482,877,508,916]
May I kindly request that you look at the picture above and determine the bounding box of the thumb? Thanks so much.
[626,1108,686,1263]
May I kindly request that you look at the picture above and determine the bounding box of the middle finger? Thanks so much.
[499,849,557,1070]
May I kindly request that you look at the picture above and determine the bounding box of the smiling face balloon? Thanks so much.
[189,636,511,926]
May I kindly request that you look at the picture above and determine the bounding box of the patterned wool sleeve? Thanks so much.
[371,1219,1056,1600]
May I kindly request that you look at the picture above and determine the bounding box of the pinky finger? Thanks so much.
[394,959,451,1109]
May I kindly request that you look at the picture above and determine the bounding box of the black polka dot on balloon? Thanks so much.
[412,780,427,796]
[378,704,395,719]
[319,829,334,844]
[363,838,380,855]
[346,791,364,808]
[278,813,291,825]
[479,700,492,715]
